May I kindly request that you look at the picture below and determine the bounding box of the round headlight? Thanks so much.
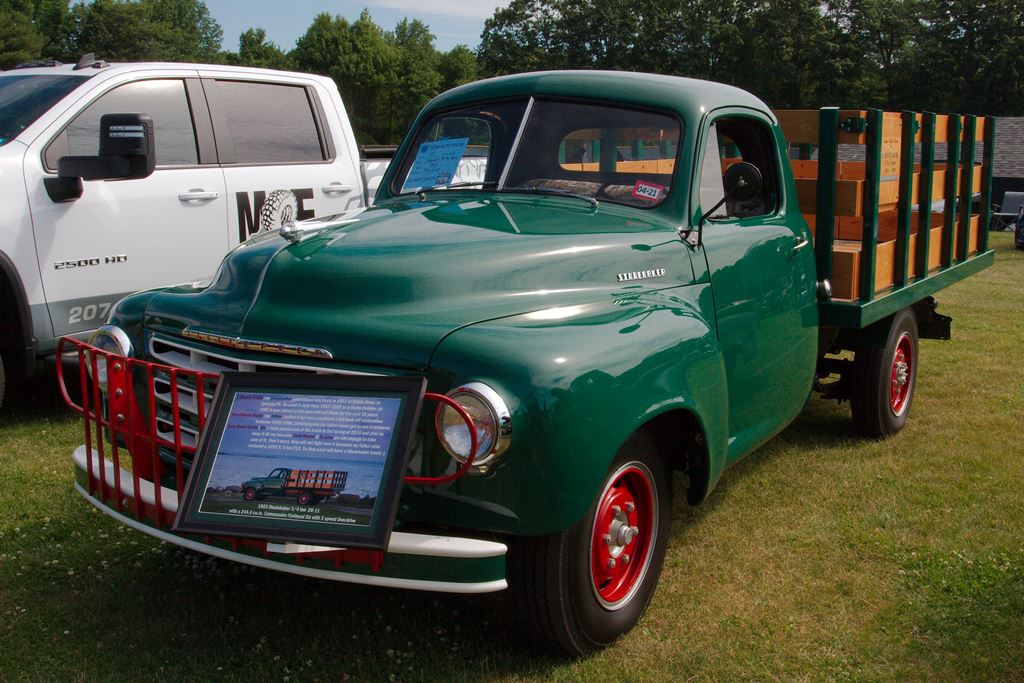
[86,325,132,391]
[435,382,512,468]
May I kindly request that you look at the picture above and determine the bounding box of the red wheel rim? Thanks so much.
[590,462,657,610]
[890,332,913,416]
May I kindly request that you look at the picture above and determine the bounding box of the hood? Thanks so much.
[144,195,695,369]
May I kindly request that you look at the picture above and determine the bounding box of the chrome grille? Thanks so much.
[147,335,378,467]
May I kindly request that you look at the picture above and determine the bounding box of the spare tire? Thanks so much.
[259,189,299,232]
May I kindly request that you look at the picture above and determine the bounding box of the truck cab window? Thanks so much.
[505,100,681,208]
[391,99,528,194]
[701,116,778,219]
[46,79,198,169]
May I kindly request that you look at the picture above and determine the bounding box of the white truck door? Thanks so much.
[24,73,228,338]
[197,74,363,244]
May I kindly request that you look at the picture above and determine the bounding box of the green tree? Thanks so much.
[439,44,478,91]
[292,10,397,143]
[62,0,222,63]
[385,18,439,141]
[291,12,348,76]
[907,0,1024,115]
[478,0,749,78]
[64,0,152,61]
[0,1,44,69]
[224,27,289,69]
[145,0,222,61]
[478,0,556,75]
[348,10,397,142]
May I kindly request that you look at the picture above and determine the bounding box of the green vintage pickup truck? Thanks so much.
[60,71,994,656]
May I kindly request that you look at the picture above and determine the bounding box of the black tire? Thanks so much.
[509,431,672,657]
[0,352,6,412]
[242,487,257,501]
[258,189,299,232]
[850,307,919,438]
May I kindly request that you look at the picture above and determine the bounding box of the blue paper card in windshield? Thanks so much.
[402,137,469,191]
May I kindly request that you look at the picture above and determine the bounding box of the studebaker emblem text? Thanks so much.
[182,329,333,359]
[616,268,666,283]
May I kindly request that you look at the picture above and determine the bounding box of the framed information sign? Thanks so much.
[173,372,426,550]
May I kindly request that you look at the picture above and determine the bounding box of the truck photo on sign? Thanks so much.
[173,373,426,549]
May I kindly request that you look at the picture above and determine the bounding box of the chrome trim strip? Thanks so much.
[75,482,507,594]
[182,328,333,360]
[497,96,534,189]
[437,381,513,471]
[88,324,133,357]
[72,446,508,585]
[148,335,380,376]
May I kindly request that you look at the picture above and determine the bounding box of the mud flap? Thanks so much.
[913,296,952,340]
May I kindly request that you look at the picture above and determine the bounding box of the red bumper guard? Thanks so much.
[56,336,478,571]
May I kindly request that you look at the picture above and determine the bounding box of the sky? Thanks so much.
[203,1,513,53]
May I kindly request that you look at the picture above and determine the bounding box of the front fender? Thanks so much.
[424,283,728,536]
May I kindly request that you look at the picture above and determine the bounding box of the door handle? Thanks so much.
[178,189,220,202]
[791,236,810,254]
[322,182,354,195]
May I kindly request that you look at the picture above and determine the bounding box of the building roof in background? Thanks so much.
[994,118,1024,178]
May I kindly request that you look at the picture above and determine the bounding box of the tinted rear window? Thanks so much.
[214,80,325,164]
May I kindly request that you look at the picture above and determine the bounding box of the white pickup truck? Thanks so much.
[0,56,389,407]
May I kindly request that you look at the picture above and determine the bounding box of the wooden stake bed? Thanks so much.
[773,108,995,325]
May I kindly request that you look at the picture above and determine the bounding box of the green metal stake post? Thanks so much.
[859,109,884,302]
[941,115,961,268]
[895,111,916,289]
[813,107,840,288]
[915,113,936,278]
[957,115,976,262]
[979,116,996,253]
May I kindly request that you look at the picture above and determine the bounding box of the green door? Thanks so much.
[695,112,818,461]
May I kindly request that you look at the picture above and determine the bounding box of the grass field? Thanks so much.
[1,233,1021,682]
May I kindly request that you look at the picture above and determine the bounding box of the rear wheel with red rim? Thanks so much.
[851,307,919,438]
[510,431,671,656]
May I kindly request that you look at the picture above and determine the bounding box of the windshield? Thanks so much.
[391,98,682,208]
[0,75,87,146]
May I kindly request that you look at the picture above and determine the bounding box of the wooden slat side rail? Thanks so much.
[776,106,991,308]
[791,161,982,217]
[828,217,980,300]
[774,109,867,144]
[773,110,985,145]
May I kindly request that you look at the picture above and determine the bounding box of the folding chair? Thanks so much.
[991,191,1024,231]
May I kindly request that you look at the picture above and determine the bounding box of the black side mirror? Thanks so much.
[697,162,764,227]
[45,113,156,203]
[723,162,762,202]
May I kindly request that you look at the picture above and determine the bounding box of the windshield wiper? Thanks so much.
[500,185,599,208]
[397,181,496,200]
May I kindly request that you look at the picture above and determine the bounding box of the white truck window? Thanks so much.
[49,79,198,167]
[214,80,324,164]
